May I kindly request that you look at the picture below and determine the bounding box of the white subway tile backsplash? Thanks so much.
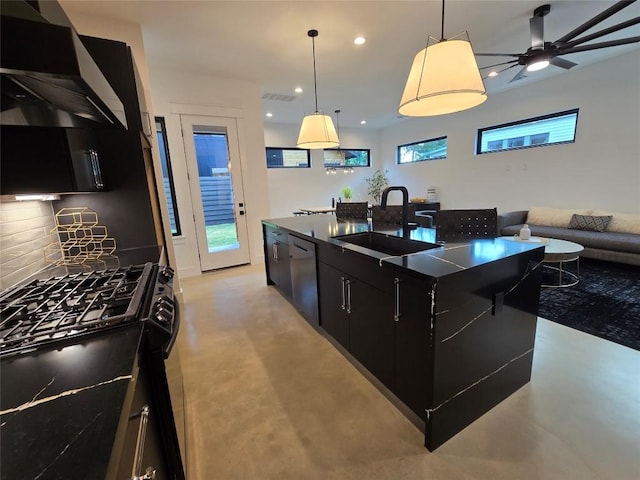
[0,201,56,290]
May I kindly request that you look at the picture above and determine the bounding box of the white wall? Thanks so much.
[149,69,271,277]
[264,123,382,218]
[380,50,640,214]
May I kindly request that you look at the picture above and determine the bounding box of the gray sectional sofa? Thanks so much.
[498,208,640,266]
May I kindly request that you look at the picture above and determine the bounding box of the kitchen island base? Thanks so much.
[262,216,544,451]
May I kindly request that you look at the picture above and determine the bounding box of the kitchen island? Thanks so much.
[263,215,544,450]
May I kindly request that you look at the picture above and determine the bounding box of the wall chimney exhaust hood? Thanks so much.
[0,1,127,129]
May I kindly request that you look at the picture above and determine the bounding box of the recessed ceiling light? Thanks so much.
[266,112,273,117]
[294,87,303,93]
[360,120,366,125]
[354,36,366,46]
[488,71,499,78]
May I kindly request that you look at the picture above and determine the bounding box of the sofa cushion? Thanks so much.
[501,224,640,254]
[526,206,592,228]
[591,209,640,234]
[569,214,612,232]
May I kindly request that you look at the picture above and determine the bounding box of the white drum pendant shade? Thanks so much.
[399,39,487,117]
[297,112,339,149]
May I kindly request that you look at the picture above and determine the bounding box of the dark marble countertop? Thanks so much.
[0,324,143,480]
[263,215,545,278]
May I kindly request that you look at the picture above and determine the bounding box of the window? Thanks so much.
[398,136,447,164]
[155,117,181,236]
[476,109,579,154]
[266,147,311,168]
[323,148,370,167]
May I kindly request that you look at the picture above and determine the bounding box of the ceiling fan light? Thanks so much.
[399,38,487,117]
[526,59,550,72]
[297,112,339,149]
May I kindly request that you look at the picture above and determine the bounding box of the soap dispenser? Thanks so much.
[519,224,531,240]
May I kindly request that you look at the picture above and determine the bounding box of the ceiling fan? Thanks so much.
[476,0,640,83]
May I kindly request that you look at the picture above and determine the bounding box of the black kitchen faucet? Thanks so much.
[380,186,410,239]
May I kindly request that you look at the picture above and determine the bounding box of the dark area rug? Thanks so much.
[538,258,640,351]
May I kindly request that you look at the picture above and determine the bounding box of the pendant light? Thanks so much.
[297,29,340,149]
[326,110,354,174]
[398,0,487,117]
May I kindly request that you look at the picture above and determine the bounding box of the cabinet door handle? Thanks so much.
[340,276,346,310]
[346,279,352,314]
[394,278,401,322]
[131,405,157,480]
[273,243,278,262]
[89,149,104,189]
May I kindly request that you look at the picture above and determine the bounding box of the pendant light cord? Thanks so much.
[441,0,446,41]
[312,34,319,112]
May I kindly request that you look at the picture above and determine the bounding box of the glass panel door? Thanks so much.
[180,115,250,271]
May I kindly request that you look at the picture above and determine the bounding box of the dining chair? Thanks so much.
[335,202,368,220]
[371,204,416,224]
[434,208,498,242]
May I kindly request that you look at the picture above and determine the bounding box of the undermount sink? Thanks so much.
[332,232,440,256]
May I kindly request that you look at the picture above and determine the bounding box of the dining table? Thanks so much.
[298,206,336,215]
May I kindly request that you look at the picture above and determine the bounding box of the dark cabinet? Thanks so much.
[52,35,165,264]
[318,260,395,389]
[347,276,394,389]
[318,262,350,348]
[394,273,434,418]
[0,125,105,194]
[265,225,292,298]
[116,358,168,480]
[318,243,435,412]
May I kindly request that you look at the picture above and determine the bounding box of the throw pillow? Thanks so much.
[568,214,612,232]
[591,209,640,234]
[526,206,592,227]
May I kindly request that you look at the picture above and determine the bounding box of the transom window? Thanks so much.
[398,136,447,164]
[323,148,370,167]
[476,109,579,154]
[266,147,311,168]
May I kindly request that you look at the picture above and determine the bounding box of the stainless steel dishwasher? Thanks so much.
[288,234,319,326]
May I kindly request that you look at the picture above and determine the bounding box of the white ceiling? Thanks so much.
[61,0,640,129]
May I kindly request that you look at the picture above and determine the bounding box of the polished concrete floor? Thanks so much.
[177,263,640,480]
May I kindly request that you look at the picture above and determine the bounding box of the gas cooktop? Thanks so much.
[0,263,160,357]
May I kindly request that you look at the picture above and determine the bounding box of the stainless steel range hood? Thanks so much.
[0,1,127,129]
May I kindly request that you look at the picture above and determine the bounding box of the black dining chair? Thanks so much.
[371,204,416,224]
[335,202,369,220]
[434,208,498,242]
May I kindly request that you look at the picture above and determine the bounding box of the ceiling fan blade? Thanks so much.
[554,0,637,44]
[475,53,521,57]
[530,15,545,49]
[479,60,519,70]
[558,36,640,54]
[482,63,519,80]
[550,57,577,69]
[509,66,528,83]
[555,17,640,49]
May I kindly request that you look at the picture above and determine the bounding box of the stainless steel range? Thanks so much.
[0,263,176,358]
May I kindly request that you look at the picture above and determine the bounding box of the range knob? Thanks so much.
[159,266,174,283]
[153,308,172,325]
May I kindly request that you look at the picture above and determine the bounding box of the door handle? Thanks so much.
[89,149,104,189]
[340,276,346,310]
[131,405,157,480]
[394,278,401,322]
[345,279,352,314]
